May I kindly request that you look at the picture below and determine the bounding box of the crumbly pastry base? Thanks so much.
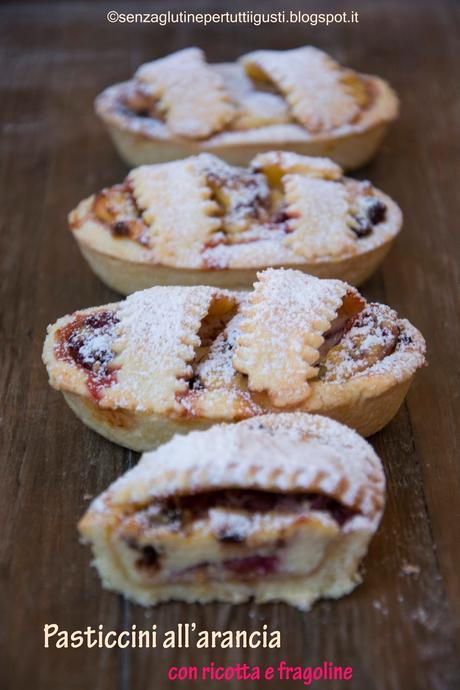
[86,527,369,609]
[63,369,414,451]
[78,234,395,294]
[63,391,215,450]
[97,74,398,170]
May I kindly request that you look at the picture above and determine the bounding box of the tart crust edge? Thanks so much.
[76,237,396,294]
[57,361,419,450]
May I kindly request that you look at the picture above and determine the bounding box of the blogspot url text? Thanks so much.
[106,10,359,27]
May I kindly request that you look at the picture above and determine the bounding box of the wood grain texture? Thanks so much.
[1,1,459,688]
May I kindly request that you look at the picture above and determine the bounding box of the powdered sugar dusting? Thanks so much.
[320,304,425,384]
[251,151,343,180]
[208,509,253,540]
[136,48,235,139]
[241,46,364,133]
[76,332,114,367]
[198,311,245,387]
[98,412,385,525]
[231,91,291,130]
[358,318,426,383]
[206,506,326,542]
[233,269,348,406]
[129,160,220,268]
[284,176,357,259]
[201,237,298,270]
[102,286,218,413]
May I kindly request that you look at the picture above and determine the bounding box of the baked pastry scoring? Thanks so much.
[42,269,426,450]
[95,46,399,170]
[69,151,401,293]
[79,413,385,609]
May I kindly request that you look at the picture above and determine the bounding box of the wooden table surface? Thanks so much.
[1,1,459,688]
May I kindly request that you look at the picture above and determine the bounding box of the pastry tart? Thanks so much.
[42,269,426,450]
[96,46,398,170]
[69,151,401,293]
[78,413,385,609]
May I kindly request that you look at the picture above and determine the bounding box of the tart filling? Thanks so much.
[56,309,120,400]
[44,269,426,430]
[95,46,398,145]
[69,152,401,272]
[78,413,385,608]
[116,488,357,586]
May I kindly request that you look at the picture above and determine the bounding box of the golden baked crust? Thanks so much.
[79,413,385,609]
[135,47,235,139]
[241,47,367,133]
[42,269,426,450]
[95,47,399,170]
[69,151,402,293]
[129,159,220,268]
[233,271,348,406]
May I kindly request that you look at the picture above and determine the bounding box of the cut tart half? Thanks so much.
[95,46,398,170]
[69,151,401,293]
[79,413,385,609]
[42,269,426,450]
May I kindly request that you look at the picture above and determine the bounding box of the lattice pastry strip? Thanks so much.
[135,48,235,139]
[129,160,220,268]
[231,92,291,130]
[233,269,348,406]
[101,286,224,414]
[241,46,365,133]
[251,151,343,181]
[283,175,357,259]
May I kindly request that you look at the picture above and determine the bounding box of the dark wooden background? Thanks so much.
[1,1,459,688]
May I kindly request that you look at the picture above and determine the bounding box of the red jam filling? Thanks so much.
[308,495,356,527]
[147,489,357,531]
[223,554,279,576]
[126,489,357,579]
[55,310,119,401]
